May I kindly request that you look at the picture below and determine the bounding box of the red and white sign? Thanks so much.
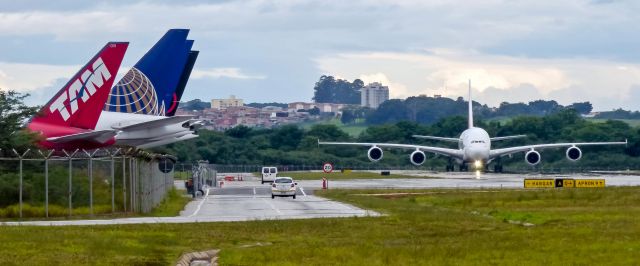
[322,162,334,173]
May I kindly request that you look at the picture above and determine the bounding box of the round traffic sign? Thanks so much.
[322,162,334,173]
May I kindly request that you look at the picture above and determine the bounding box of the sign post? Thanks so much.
[322,162,333,189]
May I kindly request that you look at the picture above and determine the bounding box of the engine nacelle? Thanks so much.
[409,150,426,166]
[566,146,582,161]
[367,146,383,162]
[525,150,541,165]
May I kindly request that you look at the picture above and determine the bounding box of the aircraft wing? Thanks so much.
[47,130,118,144]
[113,116,194,131]
[490,140,627,159]
[412,135,459,142]
[318,141,463,158]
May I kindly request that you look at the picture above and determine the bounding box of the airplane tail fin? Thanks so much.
[166,50,199,116]
[32,42,129,130]
[468,79,474,129]
[105,29,192,115]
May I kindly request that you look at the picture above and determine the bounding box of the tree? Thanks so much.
[312,75,361,104]
[567,102,592,115]
[0,90,38,152]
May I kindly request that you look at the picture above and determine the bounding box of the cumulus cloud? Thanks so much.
[1,0,640,105]
[315,50,640,110]
[0,62,77,92]
[191,68,266,80]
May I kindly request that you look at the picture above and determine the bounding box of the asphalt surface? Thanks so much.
[2,182,378,226]
[5,171,640,226]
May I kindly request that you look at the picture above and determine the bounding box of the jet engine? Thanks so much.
[525,150,541,165]
[367,146,383,162]
[409,150,426,166]
[566,146,582,161]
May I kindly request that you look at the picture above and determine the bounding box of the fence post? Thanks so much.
[38,150,54,218]
[109,148,120,213]
[84,149,99,216]
[63,149,78,216]
[12,149,30,219]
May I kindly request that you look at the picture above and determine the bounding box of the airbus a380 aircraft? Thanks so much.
[319,82,627,172]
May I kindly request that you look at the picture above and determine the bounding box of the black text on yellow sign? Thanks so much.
[524,179,555,188]
[575,179,605,188]
[555,178,575,188]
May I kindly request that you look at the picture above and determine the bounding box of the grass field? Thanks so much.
[1,187,639,265]
[300,118,368,137]
[278,171,429,180]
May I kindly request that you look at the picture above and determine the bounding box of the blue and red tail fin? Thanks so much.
[104,29,192,116]
[32,42,128,130]
[166,50,199,116]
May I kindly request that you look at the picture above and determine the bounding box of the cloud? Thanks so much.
[358,72,411,99]
[315,50,640,110]
[191,68,266,80]
[0,61,77,92]
[2,0,640,106]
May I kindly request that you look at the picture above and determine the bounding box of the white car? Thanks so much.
[271,177,297,199]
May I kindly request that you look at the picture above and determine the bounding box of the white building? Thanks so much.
[211,95,244,109]
[360,82,389,109]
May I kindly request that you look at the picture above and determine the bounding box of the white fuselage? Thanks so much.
[458,127,491,163]
[95,111,191,146]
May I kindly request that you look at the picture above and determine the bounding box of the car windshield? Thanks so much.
[275,178,292,184]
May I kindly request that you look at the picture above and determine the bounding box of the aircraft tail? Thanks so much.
[32,42,129,130]
[166,50,199,116]
[468,79,474,129]
[105,29,192,115]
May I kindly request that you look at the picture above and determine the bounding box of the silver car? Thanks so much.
[271,177,297,199]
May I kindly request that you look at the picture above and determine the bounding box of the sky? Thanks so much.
[1,0,640,111]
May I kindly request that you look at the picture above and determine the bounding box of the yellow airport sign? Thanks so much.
[524,179,555,188]
[555,178,575,188]
[575,179,605,188]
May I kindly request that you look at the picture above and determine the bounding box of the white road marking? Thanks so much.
[188,188,210,217]
[299,186,307,197]
[262,198,282,215]
[253,187,256,198]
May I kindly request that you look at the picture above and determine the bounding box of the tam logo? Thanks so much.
[49,57,111,121]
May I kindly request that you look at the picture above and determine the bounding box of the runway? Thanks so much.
[5,172,639,226]
[222,172,640,190]
[1,186,378,226]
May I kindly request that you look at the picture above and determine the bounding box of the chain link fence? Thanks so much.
[0,148,176,218]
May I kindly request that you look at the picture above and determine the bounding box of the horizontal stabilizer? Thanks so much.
[412,135,459,142]
[47,130,117,144]
[113,115,194,131]
[138,133,198,149]
[490,135,527,141]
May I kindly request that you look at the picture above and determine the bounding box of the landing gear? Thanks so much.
[493,164,504,173]
[445,158,455,172]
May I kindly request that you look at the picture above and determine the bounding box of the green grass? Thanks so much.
[279,171,431,180]
[1,187,640,264]
[148,188,192,217]
[300,118,368,137]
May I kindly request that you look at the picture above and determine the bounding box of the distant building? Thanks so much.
[361,82,389,109]
[211,95,243,109]
[287,102,350,114]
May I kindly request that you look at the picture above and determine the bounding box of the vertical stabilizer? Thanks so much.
[166,50,199,116]
[32,42,129,129]
[105,29,191,115]
[468,79,474,129]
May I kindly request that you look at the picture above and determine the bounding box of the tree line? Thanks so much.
[158,109,640,169]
